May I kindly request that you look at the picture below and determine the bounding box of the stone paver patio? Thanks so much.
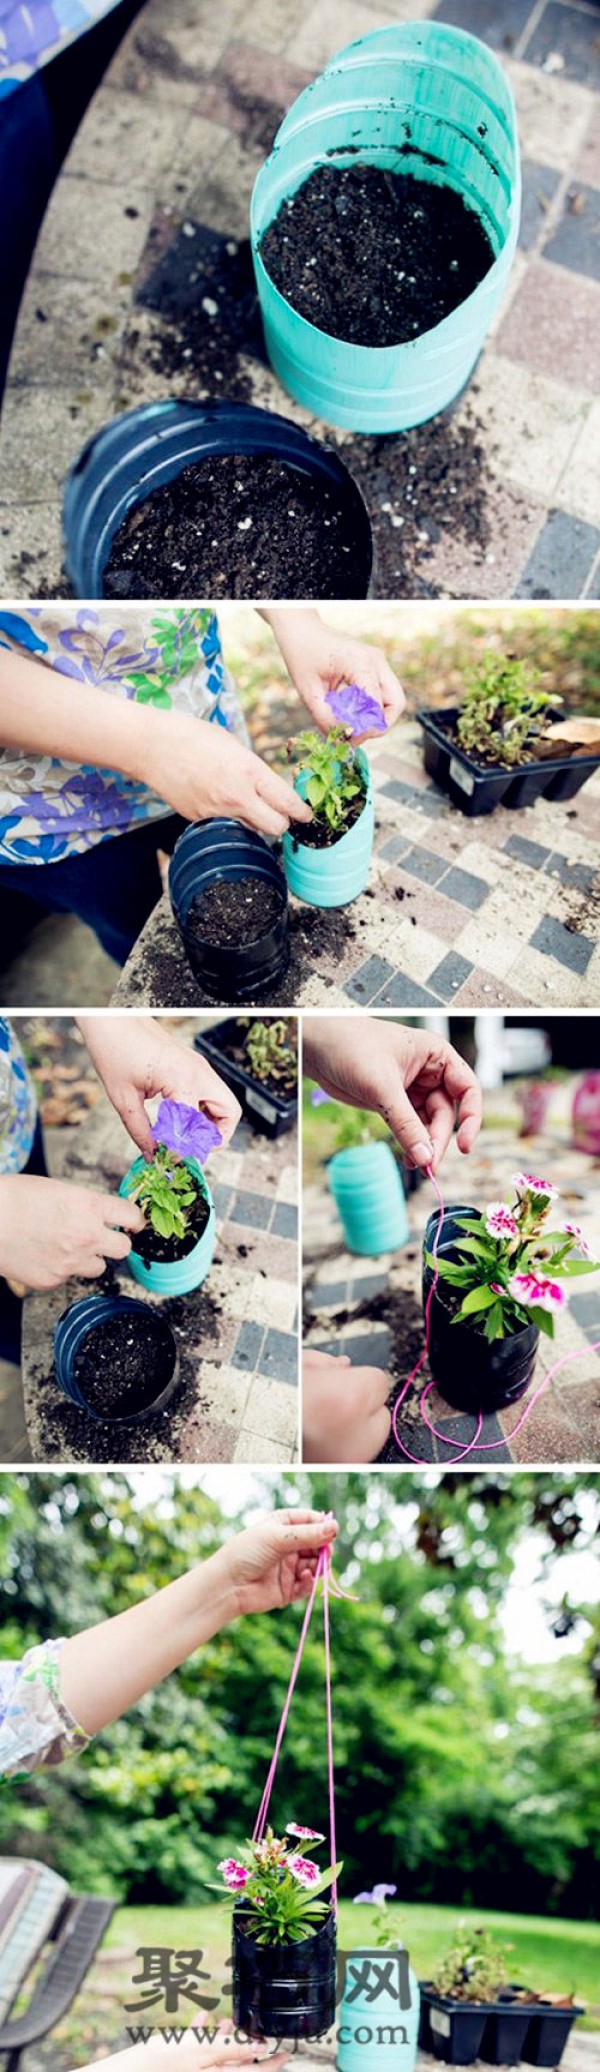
[114,722,600,1011]
[18,1018,299,1464]
[0,0,599,596]
[303,1107,600,1464]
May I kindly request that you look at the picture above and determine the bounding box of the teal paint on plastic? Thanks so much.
[337,1951,420,2072]
[282,747,373,906]
[251,24,521,431]
[119,1156,216,1295]
[328,1142,409,1256]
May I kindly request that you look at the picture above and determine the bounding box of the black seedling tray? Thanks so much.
[194,1017,297,1138]
[419,1985,583,2068]
[417,706,600,817]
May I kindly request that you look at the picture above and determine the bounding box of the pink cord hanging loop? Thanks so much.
[252,1544,339,1912]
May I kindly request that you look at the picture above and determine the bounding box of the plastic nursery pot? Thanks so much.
[329,1141,409,1256]
[119,1156,216,1296]
[53,1294,180,1426]
[417,705,600,817]
[63,398,373,598]
[422,1204,539,1414]
[251,22,520,432]
[522,2002,584,2068]
[418,1986,535,2067]
[169,820,290,1005]
[281,748,374,908]
[193,1019,297,1138]
[338,1947,420,2072]
[233,1906,336,2039]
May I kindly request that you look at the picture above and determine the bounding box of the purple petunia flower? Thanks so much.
[151,1098,222,1164]
[353,1885,397,1905]
[311,1088,331,1107]
[326,684,387,735]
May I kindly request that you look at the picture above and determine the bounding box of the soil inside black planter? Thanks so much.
[291,772,367,850]
[74,1313,176,1417]
[103,454,364,600]
[132,1169,209,1266]
[260,164,495,348]
[186,876,285,952]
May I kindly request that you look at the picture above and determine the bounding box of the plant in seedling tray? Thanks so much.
[455,655,561,768]
[421,1924,584,2068]
[120,1098,219,1294]
[240,1017,297,1094]
[418,651,600,815]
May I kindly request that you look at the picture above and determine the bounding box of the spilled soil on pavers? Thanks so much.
[336,410,491,597]
[277,903,360,1003]
[260,165,494,347]
[304,1257,432,1465]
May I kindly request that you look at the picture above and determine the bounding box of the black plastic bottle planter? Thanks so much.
[193,1018,297,1138]
[169,820,290,1005]
[422,1206,539,1415]
[63,399,373,599]
[419,1985,583,2069]
[233,1907,336,2039]
[417,705,600,818]
[54,1294,180,1427]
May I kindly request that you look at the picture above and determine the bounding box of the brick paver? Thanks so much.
[303,1115,600,1466]
[0,0,599,595]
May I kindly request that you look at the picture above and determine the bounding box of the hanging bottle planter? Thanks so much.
[251,23,520,432]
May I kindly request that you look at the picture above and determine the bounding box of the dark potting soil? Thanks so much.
[290,772,367,850]
[132,1170,210,1266]
[73,1313,176,1418]
[260,164,494,348]
[442,713,585,771]
[102,455,363,600]
[186,876,285,951]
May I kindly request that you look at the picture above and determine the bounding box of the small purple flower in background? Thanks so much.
[561,1222,593,1258]
[286,1823,325,1841]
[485,1202,518,1241]
[326,684,387,735]
[353,1884,397,1905]
[512,1172,559,1202]
[288,1855,320,1887]
[311,1088,331,1108]
[508,1271,565,1312]
[152,1099,222,1164]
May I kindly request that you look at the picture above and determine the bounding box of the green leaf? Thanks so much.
[529,1305,555,1339]
[458,1284,498,1316]
[306,775,326,809]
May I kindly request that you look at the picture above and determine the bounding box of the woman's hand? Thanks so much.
[218,1508,339,1615]
[264,609,405,739]
[303,1350,391,1463]
[88,2023,287,2072]
[140,712,312,838]
[303,1016,482,1172]
[78,1015,242,1161]
[0,1175,144,1291]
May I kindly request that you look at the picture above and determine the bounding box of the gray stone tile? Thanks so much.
[439,866,490,910]
[371,975,444,1008]
[232,1321,265,1370]
[432,0,534,50]
[258,1327,298,1386]
[518,159,561,250]
[544,854,597,891]
[515,509,600,598]
[230,1189,272,1229]
[543,182,600,280]
[402,843,449,886]
[344,956,397,1003]
[523,2,600,87]
[336,1328,393,1369]
[436,1414,511,1461]
[569,1291,600,1330]
[211,1183,235,1218]
[305,1282,349,1312]
[378,834,413,863]
[530,913,595,973]
[381,779,419,806]
[272,1201,298,1239]
[427,951,475,998]
[348,1274,389,1301]
[505,834,553,870]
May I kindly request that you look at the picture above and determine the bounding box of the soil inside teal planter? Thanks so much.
[290,766,368,849]
[102,452,365,600]
[73,1312,177,1418]
[132,1169,210,1267]
[259,163,495,348]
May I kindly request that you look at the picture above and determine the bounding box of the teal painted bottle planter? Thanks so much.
[328,1142,409,1256]
[282,749,373,907]
[251,23,520,431]
[119,1157,216,1296]
[338,1949,420,2072]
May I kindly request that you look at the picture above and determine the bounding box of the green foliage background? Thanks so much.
[0,1472,598,1922]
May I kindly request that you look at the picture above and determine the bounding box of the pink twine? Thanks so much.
[391,1167,600,1466]
[252,1541,346,1913]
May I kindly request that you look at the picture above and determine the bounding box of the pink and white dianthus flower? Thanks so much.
[485,1202,519,1241]
[288,1855,320,1887]
[508,1272,565,1312]
[561,1222,593,1258]
[512,1172,558,1201]
[286,1824,325,1842]
[218,1859,250,1890]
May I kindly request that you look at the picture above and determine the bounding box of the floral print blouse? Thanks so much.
[0,0,122,97]
[0,1018,37,1174]
[0,1642,90,1777]
[0,606,242,863]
